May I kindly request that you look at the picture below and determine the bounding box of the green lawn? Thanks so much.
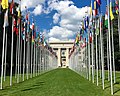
[0,68,110,96]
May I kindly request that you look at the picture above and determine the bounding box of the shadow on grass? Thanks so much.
[114,88,120,95]
[21,81,45,92]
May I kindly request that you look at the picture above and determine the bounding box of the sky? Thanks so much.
[12,0,106,41]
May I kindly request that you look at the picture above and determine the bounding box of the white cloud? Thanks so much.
[48,26,74,41]
[47,0,90,41]
[49,37,60,42]
[53,13,60,24]
[10,0,45,11]
[32,4,43,16]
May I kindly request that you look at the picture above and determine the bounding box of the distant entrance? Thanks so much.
[49,41,74,67]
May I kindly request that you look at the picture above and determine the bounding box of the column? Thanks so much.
[66,48,69,67]
[58,48,61,67]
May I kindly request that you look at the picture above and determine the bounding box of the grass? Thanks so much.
[0,68,110,96]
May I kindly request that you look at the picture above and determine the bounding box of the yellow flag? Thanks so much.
[1,0,8,9]
[110,2,114,20]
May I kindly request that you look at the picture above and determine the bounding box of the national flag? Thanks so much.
[96,19,99,35]
[105,6,108,28]
[3,9,9,27]
[1,0,8,9]
[96,0,101,6]
[93,0,98,16]
[115,0,119,14]
[89,31,92,43]
[32,21,35,43]
[0,0,2,14]
[110,1,114,20]
[10,0,14,15]
[16,6,21,18]
[22,21,26,40]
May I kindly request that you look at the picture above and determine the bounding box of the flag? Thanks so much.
[93,0,98,16]
[115,0,119,14]
[3,9,9,27]
[0,0,2,14]
[10,0,14,15]
[89,30,92,43]
[1,0,8,9]
[32,20,35,43]
[96,0,101,6]
[110,1,114,20]
[16,6,21,18]
[96,19,99,35]
[105,6,108,28]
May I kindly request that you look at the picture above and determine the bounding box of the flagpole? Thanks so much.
[18,20,21,82]
[100,14,104,90]
[107,32,110,81]
[88,29,91,81]
[111,20,116,83]
[0,11,7,89]
[91,26,94,83]
[95,18,99,86]
[23,21,26,81]
[10,16,14,86]
[31,42,33,78]
[4,30,7,82]
[16,34,18,83]
[107,0,113,94]
[119,0,120,51]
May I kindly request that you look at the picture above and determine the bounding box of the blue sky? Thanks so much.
[14,0,107,41]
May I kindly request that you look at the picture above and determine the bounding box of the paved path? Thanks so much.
[0,68,110,96]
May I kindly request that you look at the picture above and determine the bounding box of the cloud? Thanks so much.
[32,4,43,16]
[48,26,74,41]
[47,0,90,41]
[49,37,60,41]
[53,13,60,24]
[10,0,45,11]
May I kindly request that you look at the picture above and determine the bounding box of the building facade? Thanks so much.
[49,41,74,67]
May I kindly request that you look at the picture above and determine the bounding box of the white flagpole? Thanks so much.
[31,42,33,78]
[100,14,105,90]
[107,32,110,81]
[1,10,7,89]
[95,18,99,86]
[18,21,21,82]
[111,20,116,83]
[88,30,91,81]
[10,17,14,86]
[33,43,35,77]
[16,35,18,83]
[118,0,120,51]
[107,0,113,94]
[4,31,7,82]
[23,21,26,81]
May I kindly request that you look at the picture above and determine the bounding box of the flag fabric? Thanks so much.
[93,0,98,16]
[3,9,9,27]
[105,6,108,28]
[89,30,92,43]
[1,0,8,9]
[0,0,2,14]
[115,0,119,14]
[10,0,14,15]
[96,19,99,35]
[110,1,114,20]
[96,0,101,6]
[32,20,35,43]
